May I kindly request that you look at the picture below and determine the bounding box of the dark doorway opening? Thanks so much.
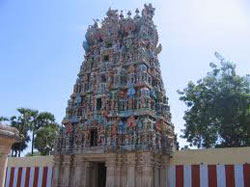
[96,98,102,111]
[90,128,98,146]
[104,54,109,62]
[98,162,106,187]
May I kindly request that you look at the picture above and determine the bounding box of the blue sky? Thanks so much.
[0,0,249,150]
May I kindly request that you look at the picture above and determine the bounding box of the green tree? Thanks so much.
[0,116,8,123]
[34,124,59,155]
[14,108,38,156]
[19,109,56,156]
[10,113,30,157]
[9,108,58,156]
[30,112,57,155]
[178,55,250,148]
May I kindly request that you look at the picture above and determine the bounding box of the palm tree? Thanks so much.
[30,111,56,155]
[27,109,39,156]
[7,108,58,156]
[20,110,57,156]
[10,116,30,157]
[34,124,59,155]
[10,108,37,156]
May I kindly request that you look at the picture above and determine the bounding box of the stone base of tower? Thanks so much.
[52,152,170,187]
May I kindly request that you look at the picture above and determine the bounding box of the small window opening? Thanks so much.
[104,55,109,62]
[106,43,112,48]
[90,129,98,146]
[96,98,102,111]
[101,75,106,83]
[77,109,82,117]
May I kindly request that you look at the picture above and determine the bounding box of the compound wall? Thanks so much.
[4,147,250,187]
[5,156,53,187]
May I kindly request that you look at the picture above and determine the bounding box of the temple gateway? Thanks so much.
[52,4,176,187]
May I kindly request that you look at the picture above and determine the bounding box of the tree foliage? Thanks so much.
[34,124,59,155]
[178,59,250,148]
[10,109,31,157]
[0,116,8,122]
[27,111,57,156]
[2,108,59,156]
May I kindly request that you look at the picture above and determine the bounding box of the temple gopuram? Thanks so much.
[53,4,175,187]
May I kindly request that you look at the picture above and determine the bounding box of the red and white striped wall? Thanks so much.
[168,164,250,187]
[4,164,250,187]
[4,167,53,187]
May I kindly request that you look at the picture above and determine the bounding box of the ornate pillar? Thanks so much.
[136,153,143,187]
[82,161,92,187]
[62,155,72,187]
[141,152,154,187]
[120,154,127,187]
[0,152,9,187]
[154,154,161,187]
[160,155,170,187]
[0,125,20,187]
[72,155,85,187]
[126,152,136,187]
[52,155,62,187]
[90,163,98,187]
[106,153,116,187]
[115,154,122,187]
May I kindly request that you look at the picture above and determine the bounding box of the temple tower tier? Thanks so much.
[53,4,175,187]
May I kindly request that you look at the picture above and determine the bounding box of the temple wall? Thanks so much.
[7,156,54,167]
[170,147,250,165]
[4,147,250,187]
[5,156,53,187]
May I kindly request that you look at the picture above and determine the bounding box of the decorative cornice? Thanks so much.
[0,124,21,142]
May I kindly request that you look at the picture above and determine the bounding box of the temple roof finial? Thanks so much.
[127,11,132,17]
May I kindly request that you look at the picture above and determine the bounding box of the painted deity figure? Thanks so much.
[84,130,89,147]
[98,126,105,146]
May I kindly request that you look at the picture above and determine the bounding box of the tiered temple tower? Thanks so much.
[53,4,175,187]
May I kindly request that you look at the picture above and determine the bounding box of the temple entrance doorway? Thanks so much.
[90,162,106,187]
[97,162,106,187]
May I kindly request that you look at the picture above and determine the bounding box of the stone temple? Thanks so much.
[52,4,175,187]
